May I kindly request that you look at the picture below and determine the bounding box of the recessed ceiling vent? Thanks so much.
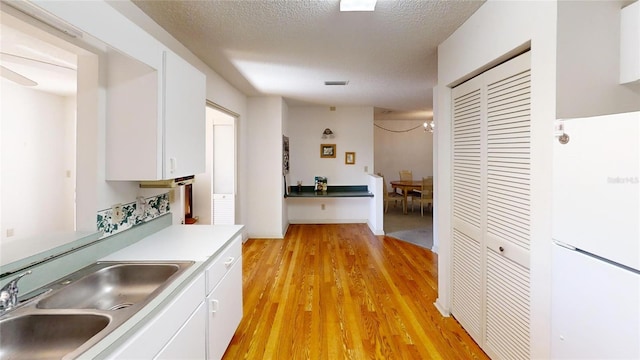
[324,80,349,86]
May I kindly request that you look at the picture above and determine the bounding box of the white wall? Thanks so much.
[286,106,374,223]
[435,1,557,358]
[368,174,384,235]
[557,0,640,118]
[193,109,215,225]
[374,119,433,189]
[63,94,77,228]
[288,106,374,186]
[287,197,370,224]
[246,96,286,238]
[1,81,75,242]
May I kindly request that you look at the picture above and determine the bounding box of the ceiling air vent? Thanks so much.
[324,81,349,86]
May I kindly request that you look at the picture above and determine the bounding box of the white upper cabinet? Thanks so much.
[162,49,206,179]
[106,49,206,180]
[620,1,640,84]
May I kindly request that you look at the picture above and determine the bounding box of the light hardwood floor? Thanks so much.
[222,224,488,360]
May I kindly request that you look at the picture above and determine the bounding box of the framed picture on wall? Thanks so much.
[345,152,355,165]
[320,144,336,158]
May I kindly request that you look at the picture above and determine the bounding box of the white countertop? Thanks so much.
[83,224,244,359]
[101,224,244,262]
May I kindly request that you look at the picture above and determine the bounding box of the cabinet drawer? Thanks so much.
[206,235,241,294]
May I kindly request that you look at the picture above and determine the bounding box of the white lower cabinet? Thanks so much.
[155,302,207,359]
[207,260,243,360]
[106,235,243,359]
[107,273,206,359]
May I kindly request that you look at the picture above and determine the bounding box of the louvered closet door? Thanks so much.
[483,52,531,360]
[451,79,484,344]
[451,51,531,360]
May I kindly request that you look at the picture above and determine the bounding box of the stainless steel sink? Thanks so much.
[0,314,110,360]
[37,263,188,310]
[0,261,194,359]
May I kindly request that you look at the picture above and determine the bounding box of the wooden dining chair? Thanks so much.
[416,176,433,216]
[382,176,405,213]
[399,170,413,181]
[398,170,415,208]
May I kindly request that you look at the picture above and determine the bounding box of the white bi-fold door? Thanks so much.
[451,51,532,360]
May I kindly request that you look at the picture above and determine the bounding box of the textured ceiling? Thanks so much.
[133,0,484,119]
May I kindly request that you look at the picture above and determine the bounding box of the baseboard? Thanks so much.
[245,232,285,239]
[434,298,450,317]
[288,219,367,224]
[367,220,384,236]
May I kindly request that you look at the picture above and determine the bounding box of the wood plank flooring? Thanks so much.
[222,224,488,360]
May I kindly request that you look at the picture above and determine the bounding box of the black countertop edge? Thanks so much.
[285,185,373,198]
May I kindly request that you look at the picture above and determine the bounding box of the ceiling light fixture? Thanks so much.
[340,0,377,12]
[424,120,435,133]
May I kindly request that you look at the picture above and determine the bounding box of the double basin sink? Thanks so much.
[0,261,193,359]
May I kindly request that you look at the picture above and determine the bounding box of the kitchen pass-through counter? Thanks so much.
[83,224,244,360]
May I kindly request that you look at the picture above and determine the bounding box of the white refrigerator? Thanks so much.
[552,111,640,359]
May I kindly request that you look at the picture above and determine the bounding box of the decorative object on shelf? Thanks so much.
[322,128,335,139]
[423,120,435,133]
[314,176,328,193]
[345,152,356,165]
[283,135,290,174]
[320,144,336,158]
[297,181,302,193]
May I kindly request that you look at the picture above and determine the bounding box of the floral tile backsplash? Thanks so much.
[97,193,170,238]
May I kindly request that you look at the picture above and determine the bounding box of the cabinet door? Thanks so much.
[163,50,206,179]
[106,50,161,181]
[155,301,207,360]
[207,260,243,360]
[106,273,205,359]
[106,48,205,181]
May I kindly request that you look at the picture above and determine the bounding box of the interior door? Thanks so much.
[212,109,236,225]
[193,105,237,225]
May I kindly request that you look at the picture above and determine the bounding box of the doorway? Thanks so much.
[193,103,237,225]
[373,120,434,250]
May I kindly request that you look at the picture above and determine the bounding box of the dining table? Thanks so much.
[390,180,422,214]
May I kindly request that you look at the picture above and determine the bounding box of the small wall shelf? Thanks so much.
[285,185,373,198]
